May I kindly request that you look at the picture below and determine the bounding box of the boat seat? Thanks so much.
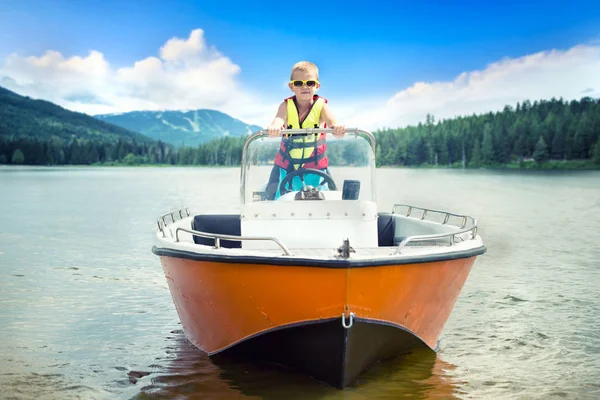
[377,213,396,246]
[192,214,241,248]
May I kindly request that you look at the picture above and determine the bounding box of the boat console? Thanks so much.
[240,129,379,250]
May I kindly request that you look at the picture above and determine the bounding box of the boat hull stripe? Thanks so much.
[152,245,486,268]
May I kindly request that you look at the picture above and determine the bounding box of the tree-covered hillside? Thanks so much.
[0,86,174,165]
[375,97,600,168]
[150,97,600,168]
[0,86,153,144]
[96,109,263,147]
[1,90,599,168]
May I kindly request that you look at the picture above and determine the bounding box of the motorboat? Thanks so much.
[152,128,486,388]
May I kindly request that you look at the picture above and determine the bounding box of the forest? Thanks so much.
[374,97,600,168]
[1,97,599,168]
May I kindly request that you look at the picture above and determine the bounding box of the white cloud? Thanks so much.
[0,29,275,126]
[1,30,599,131]
[345,44,600,130]
[160,29,207,63]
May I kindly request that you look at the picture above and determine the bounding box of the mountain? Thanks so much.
[0,86,155,144]
[95,109,263,147]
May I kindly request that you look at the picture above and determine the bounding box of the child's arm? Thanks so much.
[320,103,346,137]
[267,102,287,137]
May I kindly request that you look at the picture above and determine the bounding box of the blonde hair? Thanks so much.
[290,61,319,80]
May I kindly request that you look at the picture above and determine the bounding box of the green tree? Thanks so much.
[533,136,549,163]
[12,149,25,164]
[436,132,449,165]
[122,153,137,165]
[394,140,407,165]
[551,120,566,160]
[424,114,436,163]
[494,123,511,163]
[481,123,494,164]
[573,112,593,158]
[375,142,383,167]
[593,140,600,165]
[470,138,482,167]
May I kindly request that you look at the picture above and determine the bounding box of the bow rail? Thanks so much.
[391,204,479,254]
[157,207,291,255]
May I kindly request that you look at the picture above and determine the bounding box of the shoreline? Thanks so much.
[378,159,600,171]
[2,160,599,170]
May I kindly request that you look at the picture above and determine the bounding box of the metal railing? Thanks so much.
[174,227,291,256]
[157,207,191,237]
[156,204,478,257]
[156,207,292,256]
[391,204,479,254]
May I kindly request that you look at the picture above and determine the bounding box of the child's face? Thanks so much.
[289,70,320,101]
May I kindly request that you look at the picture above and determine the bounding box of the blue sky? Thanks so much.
[1,0,599,128]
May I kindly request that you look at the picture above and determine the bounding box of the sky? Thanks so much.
[1,0,599,130]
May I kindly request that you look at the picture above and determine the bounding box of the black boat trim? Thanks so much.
[152,245,486,268]
[207,317,339,355]
[353,317,435,350]
[206,316,434,356]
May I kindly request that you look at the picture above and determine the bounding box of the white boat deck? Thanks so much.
[167,238,483,261]
[155,203,484,262]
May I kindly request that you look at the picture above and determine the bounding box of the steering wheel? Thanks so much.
[279,168,337,196]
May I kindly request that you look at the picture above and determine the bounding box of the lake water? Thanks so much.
[1,166,599,399]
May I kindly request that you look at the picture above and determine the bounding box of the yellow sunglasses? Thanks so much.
[290,80,319,88]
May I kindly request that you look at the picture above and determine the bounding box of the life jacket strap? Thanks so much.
[283,137,326,150]
[279,147,327,171]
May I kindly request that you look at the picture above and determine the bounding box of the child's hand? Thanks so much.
[267,122,284,137]
[332,125,346,137]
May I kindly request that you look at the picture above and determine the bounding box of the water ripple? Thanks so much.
[1,167,599,399]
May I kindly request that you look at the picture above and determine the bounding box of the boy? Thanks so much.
[265,61,346,199]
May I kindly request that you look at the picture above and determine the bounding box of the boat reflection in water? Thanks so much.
[135,330,463,399]
[152,129,485,388]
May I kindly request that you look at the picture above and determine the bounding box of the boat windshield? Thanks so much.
[240,129,376,205]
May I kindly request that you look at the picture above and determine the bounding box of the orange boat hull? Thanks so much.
[158,254,476,387]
